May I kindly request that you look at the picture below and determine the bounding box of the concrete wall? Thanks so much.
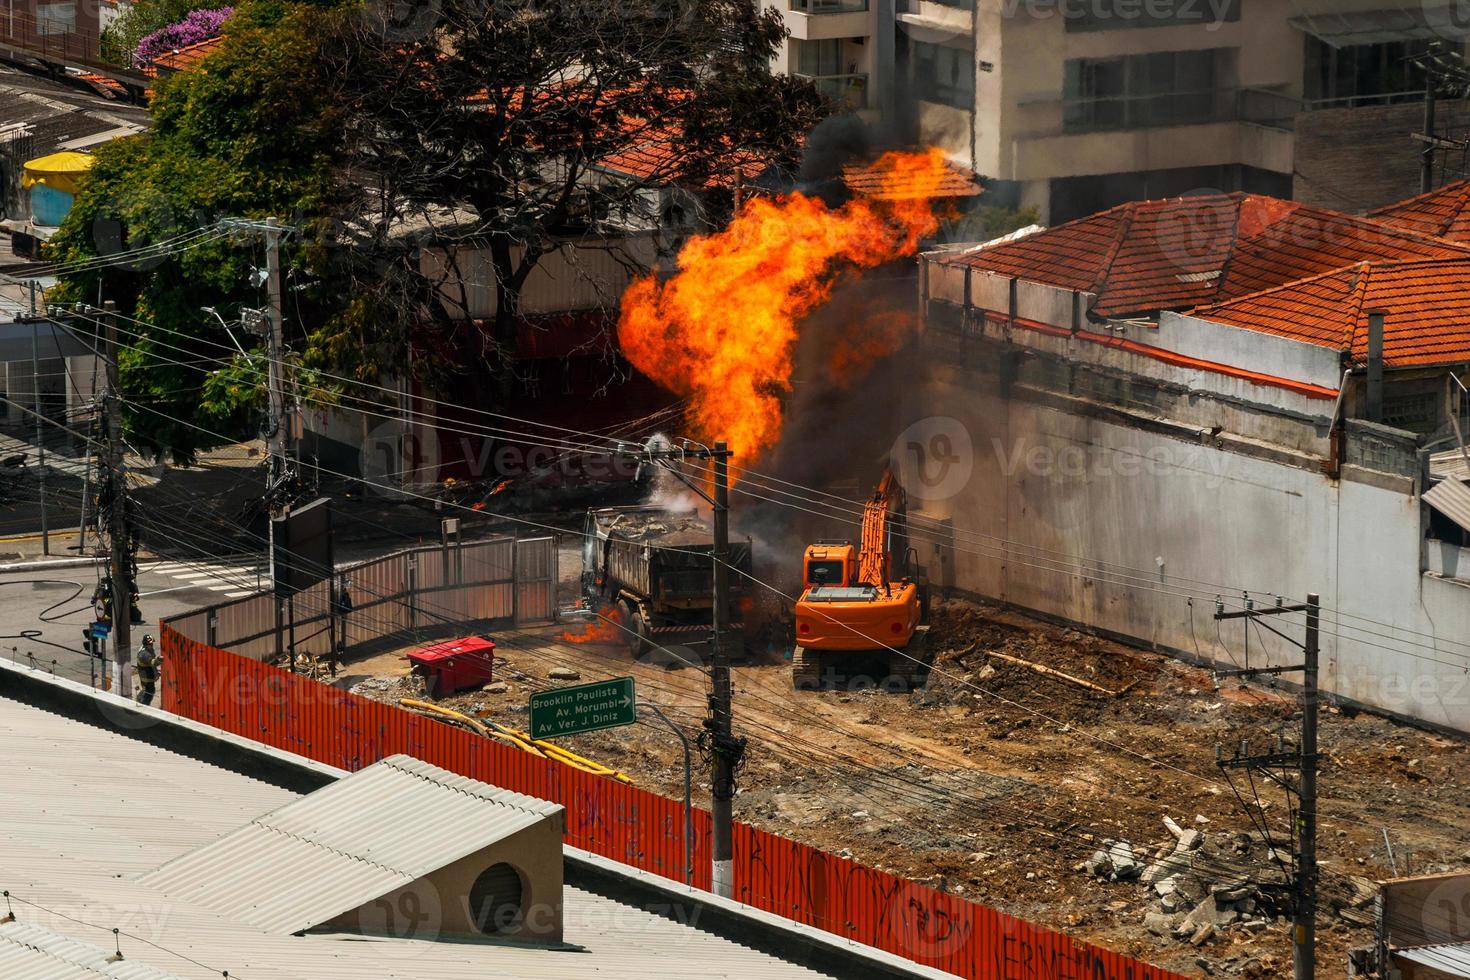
[916,257,1470,733]
[908,358,1470,732]
[422,235,659,321]
[329,817,567,944]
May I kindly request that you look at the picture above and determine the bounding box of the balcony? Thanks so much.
[800,72,869,110]
[783,3,870,40]
[1057,87,1301,135]
[1303,88,1426,111]
[791,0,867,11]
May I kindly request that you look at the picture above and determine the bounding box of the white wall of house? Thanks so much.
[907,368,1470,732]
[421,235,659,321]
[916,261,1470,733]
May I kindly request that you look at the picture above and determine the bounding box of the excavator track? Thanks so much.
[792,645,823,690]
[885,625,930,690]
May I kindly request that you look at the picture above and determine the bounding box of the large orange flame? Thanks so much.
[617,148,954,464]
[558,604,626,645]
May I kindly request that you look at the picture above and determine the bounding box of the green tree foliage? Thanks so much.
[949,200,1043,243]
[49,4,346,458]
[55,0,824,458]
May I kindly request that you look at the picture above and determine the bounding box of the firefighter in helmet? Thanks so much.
[135,634,160,705]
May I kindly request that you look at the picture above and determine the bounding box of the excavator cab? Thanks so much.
[802,543,856,590]
[792,472,930,690]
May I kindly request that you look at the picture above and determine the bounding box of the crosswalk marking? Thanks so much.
[141,559,265,597]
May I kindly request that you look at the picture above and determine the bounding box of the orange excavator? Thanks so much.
[792,469,929,689]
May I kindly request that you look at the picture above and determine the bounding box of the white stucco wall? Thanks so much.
[906,364,1470,733]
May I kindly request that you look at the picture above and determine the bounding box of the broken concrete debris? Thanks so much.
[1084,816,1382,958]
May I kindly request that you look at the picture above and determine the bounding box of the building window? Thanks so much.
[1063,48,1235,132]
[912,41,974,110]
[797,38,846,76]
[795,40,869,109]
[1065,0,1239,32]
[1304,37,1428,108]
[791,0,868,12]
[35,2,76,34]
[1383,384,1442,434]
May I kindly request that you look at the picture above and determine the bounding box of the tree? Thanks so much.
[53,0,826,456]
[49,3,348,458]
[102,0,232,66]
[328,0,825,394]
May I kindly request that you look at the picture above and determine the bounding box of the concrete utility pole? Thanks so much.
[636,440,745,897]
[221,216,294,598]
[29,316,48,555]
[1214,593,1321,980]
[1423,84,1438,195]
[264,216,288,485]
[707,439,742,898]
[101,301,132,698]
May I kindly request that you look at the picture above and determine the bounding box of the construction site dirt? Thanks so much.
[340,596,1470,979]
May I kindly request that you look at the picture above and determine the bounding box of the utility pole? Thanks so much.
[635,439,745,897]
[221,217,293,594]
[29,316,48,555]
[264,216,288,482]
[1423,84,1438,194]
[101,301,132,698]
[707,438,740,899]
[1214,592,1320,980]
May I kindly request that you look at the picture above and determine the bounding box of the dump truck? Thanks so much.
[582,506,755,659]
[792,469,930,689]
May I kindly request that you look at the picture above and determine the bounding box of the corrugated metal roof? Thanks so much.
[1425,479,1470,536]
[1397,942,1470,976]
[140,755,561,935]
[0,922,184,980]
[0,692,834,979]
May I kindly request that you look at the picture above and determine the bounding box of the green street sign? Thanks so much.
[529,676,636,740]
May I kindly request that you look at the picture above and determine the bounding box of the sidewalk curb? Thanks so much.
[0,556,107,574]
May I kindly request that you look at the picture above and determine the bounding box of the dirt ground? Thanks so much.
[337,596,1470,979]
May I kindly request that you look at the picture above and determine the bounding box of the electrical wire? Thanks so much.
[72,302,1470,673]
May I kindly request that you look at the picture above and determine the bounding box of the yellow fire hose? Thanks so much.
[399,698,633,784]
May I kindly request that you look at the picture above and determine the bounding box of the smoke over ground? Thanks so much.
[731,270,922,592]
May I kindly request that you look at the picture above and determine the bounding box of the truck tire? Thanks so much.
[626,609,650,658]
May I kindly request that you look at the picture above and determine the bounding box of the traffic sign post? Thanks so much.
[530,676,636,739]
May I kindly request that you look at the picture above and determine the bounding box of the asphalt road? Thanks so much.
[0,555,267,687]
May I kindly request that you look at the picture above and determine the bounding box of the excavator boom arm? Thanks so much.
[856,469,903,587]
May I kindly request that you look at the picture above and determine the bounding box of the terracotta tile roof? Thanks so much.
[945,192,1470,318]
[1367,180,1470,242]
[596,135,772,190]
[841,158,979,199]
[152,35,225,74]
[75,72,127,97]
[1192,258,1470,367]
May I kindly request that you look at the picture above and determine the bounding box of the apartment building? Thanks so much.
[767,0,1469,222]
[763,0,895,117]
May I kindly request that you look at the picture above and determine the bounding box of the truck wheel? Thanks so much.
[626,609,649,658]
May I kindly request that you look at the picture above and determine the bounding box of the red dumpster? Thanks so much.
[407,636,496,698]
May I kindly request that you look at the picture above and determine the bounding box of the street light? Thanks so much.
[200,306,251,358]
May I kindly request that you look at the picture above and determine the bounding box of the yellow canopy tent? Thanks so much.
[21,151,94,196]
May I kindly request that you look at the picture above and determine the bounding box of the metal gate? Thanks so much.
[514,536,558,626]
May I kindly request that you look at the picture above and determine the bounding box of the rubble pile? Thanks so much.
[1081,816,1294,949]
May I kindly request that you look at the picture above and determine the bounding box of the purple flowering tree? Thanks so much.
[133,7,233,69]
